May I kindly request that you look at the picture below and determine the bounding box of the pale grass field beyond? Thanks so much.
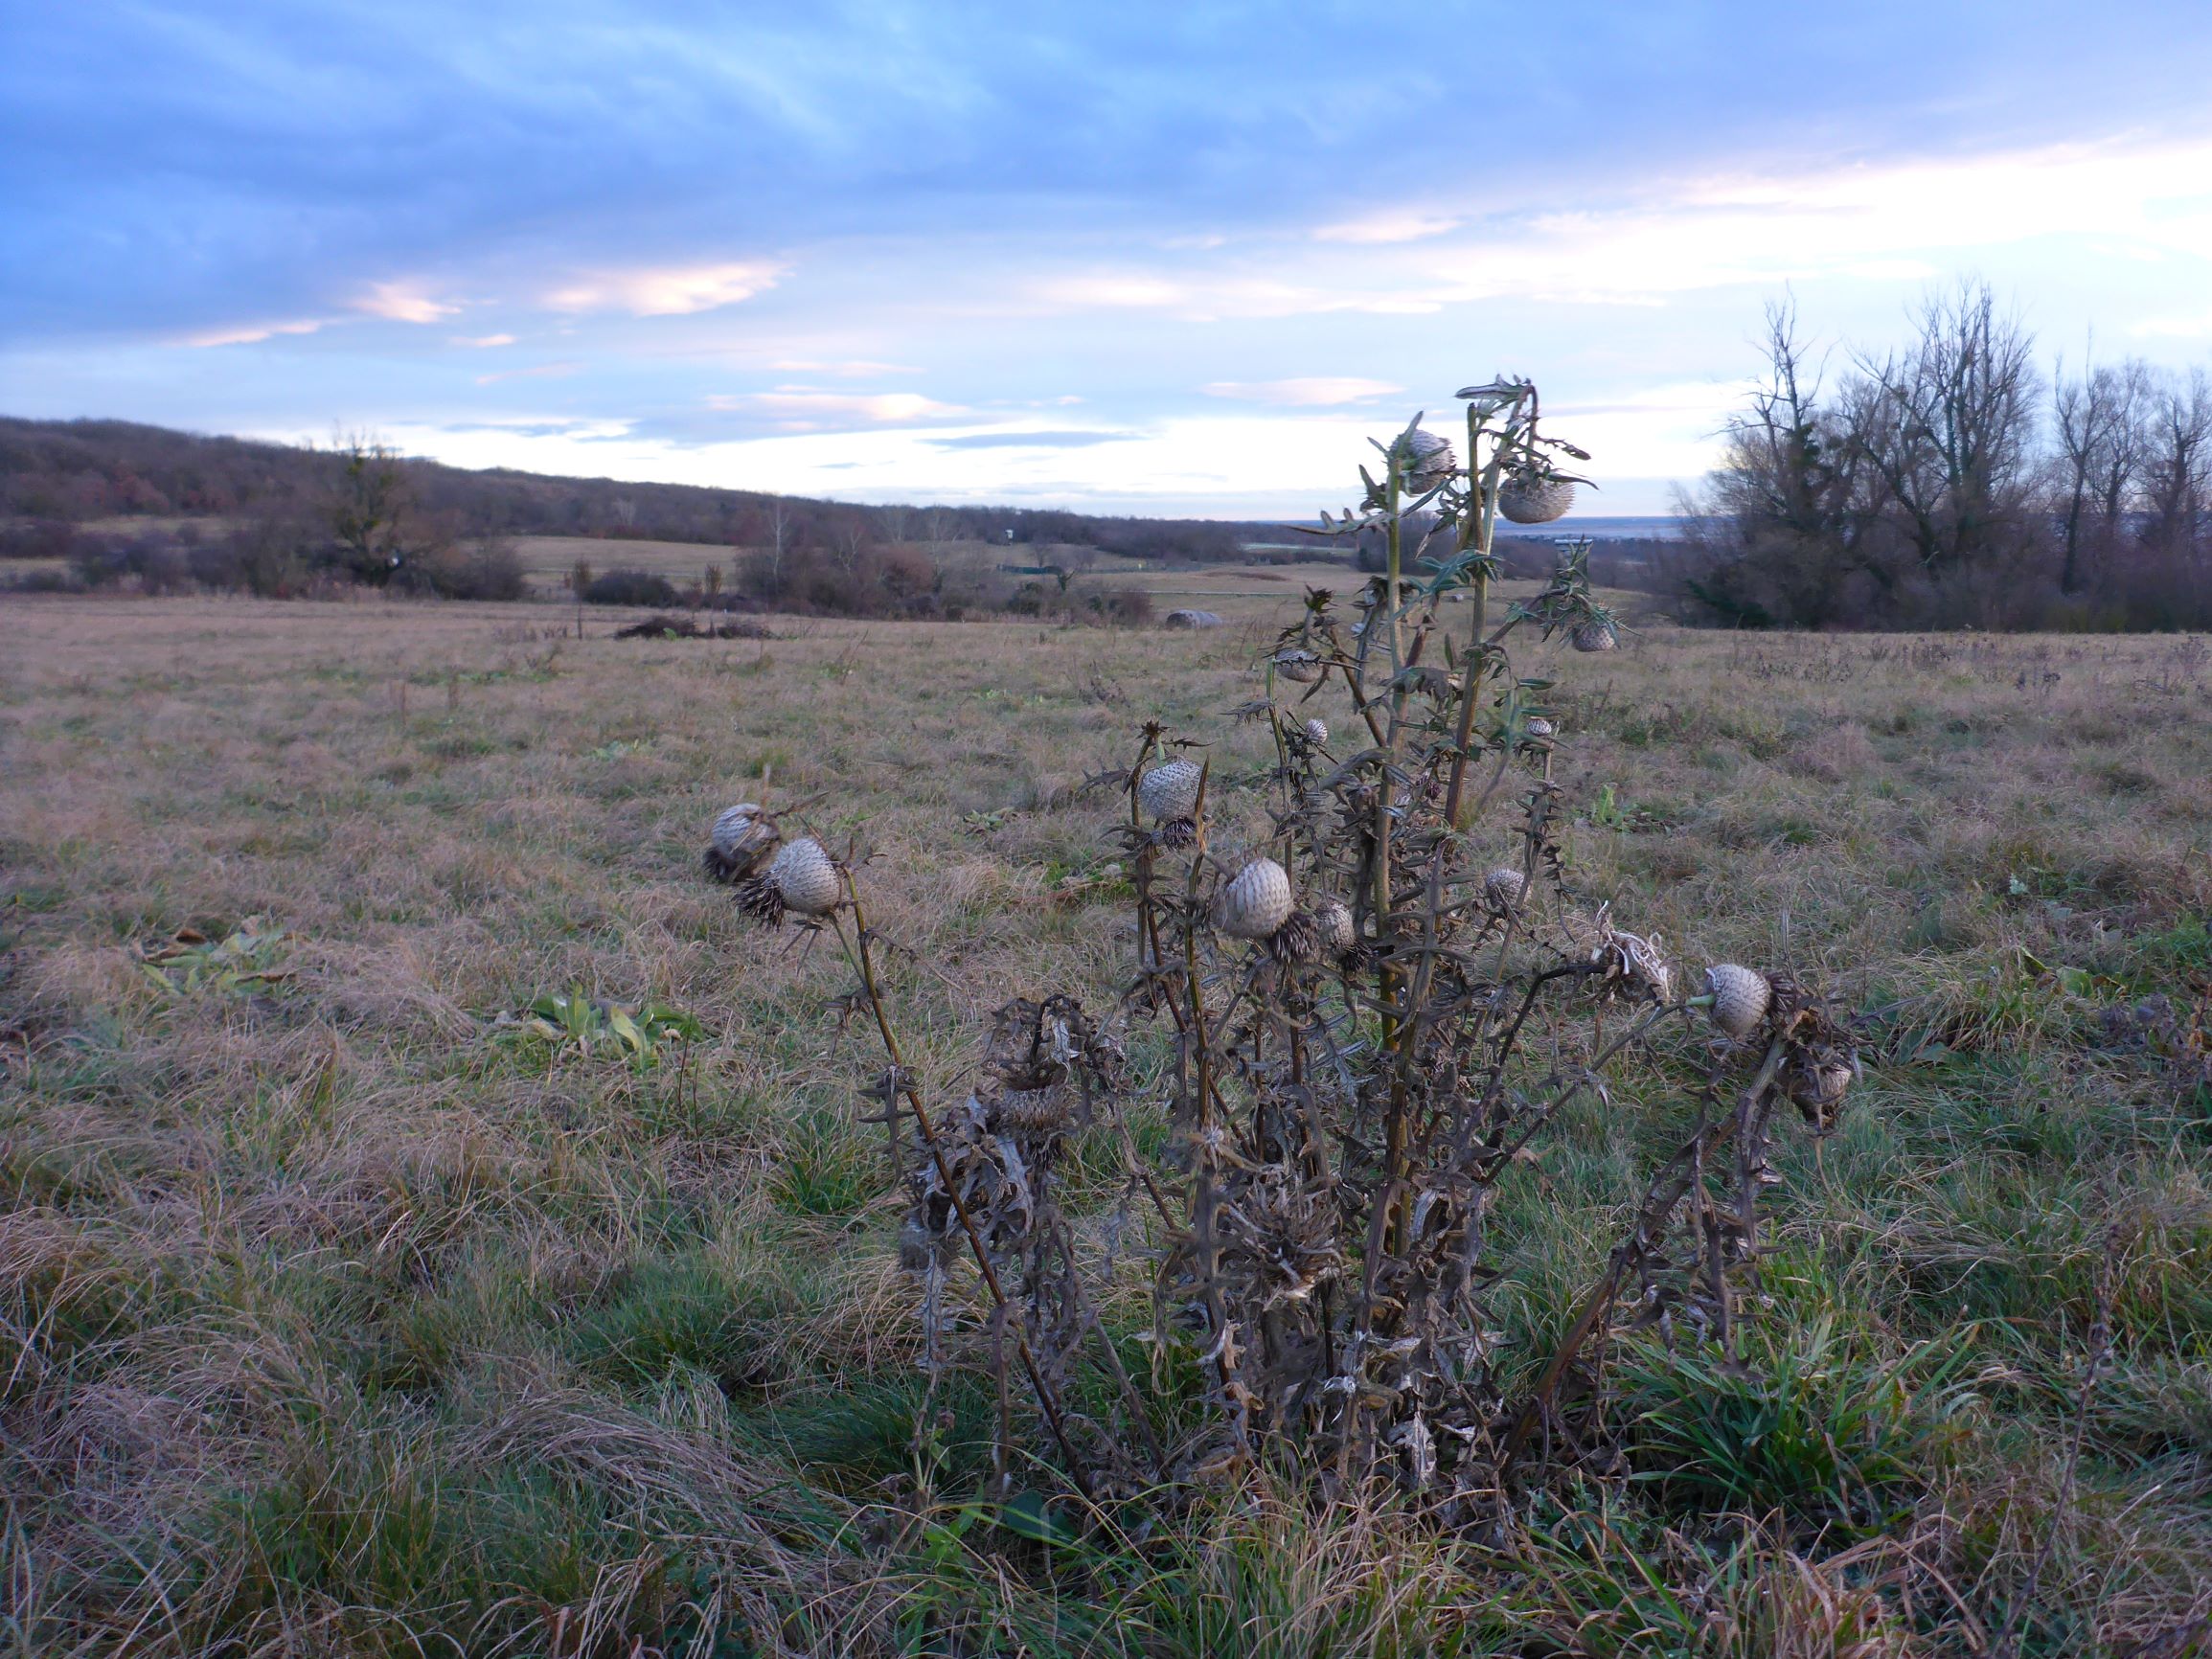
[511,533,1385,618]
[4,592,2212,1655]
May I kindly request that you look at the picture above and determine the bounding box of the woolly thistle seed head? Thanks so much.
[1302,716,1328,746]
[705,802,779,881]
[1778,1066,1849,1132]
[1482,865,1528,914]
[1314,898,1356,956]
[766,837,840,917]
[1138,758,1203,824]
[1272,649,1323,684]
[1704,964,1771,1037]
[1497,469,1576,524]
[1393,426,1458,491]
[1216,857,1294,941]
[990,1085,1075,1137]
[1570,621,1617,653]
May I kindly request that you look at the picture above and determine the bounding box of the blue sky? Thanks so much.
[8,3,2212,516]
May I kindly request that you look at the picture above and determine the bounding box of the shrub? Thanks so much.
[584,568,679,607]
[399,537,529,602]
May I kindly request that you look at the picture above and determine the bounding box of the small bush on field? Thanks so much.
[585,566,680,606]
[397,535,529,601]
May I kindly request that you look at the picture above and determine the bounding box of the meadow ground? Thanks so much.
[3,590,2211,1656]
[507,534,1372,617]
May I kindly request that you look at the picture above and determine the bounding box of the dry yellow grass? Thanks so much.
[4,593,2211,1655]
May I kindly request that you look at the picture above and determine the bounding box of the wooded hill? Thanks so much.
[0,416,1285,562]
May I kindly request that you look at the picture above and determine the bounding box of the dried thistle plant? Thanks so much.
[779,376,1860,1519]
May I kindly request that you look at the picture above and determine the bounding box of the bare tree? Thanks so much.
[762,496,793,587]
[2050,357,2151,593]
[830,511,873,576]
[2141,368,2212,569]
[1674,302,1882,625]
[1851,281,2041,578]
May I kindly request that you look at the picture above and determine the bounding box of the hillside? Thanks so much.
[0,416,1289,562]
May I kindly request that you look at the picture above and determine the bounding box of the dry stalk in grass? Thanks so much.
[738,381,1864,1515]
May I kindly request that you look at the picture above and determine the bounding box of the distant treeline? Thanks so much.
[0,417,1281,571]
[1670,284,2212,631]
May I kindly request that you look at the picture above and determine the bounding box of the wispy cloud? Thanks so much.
[771,358,921,376]
[1203,377,1402,407]
[473,361,578,386]
[176,317,326,348]
[929,429,1137,449]
[452,332,515,348]
[708,388,965,429]
[355,282,459,324]
[1313,213,1460,245]
[548,261,782,316]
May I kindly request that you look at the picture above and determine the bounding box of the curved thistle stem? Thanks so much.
[831,890,1099,1499]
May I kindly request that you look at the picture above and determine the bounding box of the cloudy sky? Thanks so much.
[8,2,2212,517]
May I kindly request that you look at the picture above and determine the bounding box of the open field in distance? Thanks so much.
[4,594,2211,1654]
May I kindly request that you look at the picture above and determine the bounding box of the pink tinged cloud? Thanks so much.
[547,261,784,316]
[177,317,327,348]
[355,282,461,323]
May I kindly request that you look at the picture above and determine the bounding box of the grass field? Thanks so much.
[508,534,1376,619]
[4,591,2211,1656]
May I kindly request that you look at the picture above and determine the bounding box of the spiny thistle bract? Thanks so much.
[1273,648,1323,683]
[1705,963,1772,1036]
[1215,856,1293,940]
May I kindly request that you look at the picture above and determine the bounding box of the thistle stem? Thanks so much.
[832,893,1097,1499]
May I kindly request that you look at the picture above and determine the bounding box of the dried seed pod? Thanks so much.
[1482,865,1528,913]
[1302,716,1329,746]
[1609,927,1673,1003]
[1705,964,1771,1037]
[767,837,840,916]
[1273,649,1323,684]
[1138,758,1203,823]
[1216,857,1294,940]
[991,1086,1074,1136]
[1497,469,1575,524]
[1570,621,1617,653]
[1787,1059,1855,1130]
[1525,716,1555,739]
[1394,427,1457,490]
[1315,899,1356,956]
[704,803,778,881]
[734,874,785,927]
[1268,910,1323,965]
